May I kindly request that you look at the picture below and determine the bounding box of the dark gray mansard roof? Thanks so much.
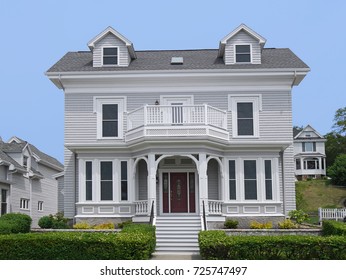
[47,48,309,73]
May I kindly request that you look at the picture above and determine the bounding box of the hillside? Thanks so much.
[296,180,346,213]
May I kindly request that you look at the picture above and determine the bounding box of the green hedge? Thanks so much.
[199,230,346,260]
[0,213,32,234]
[322,220,346,236]
[0,224,155,260]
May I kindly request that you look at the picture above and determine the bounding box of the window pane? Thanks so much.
[229,160,235,179]
[101,162,112,180]
[103,48,118,55]
[238,119,254,135]
[296,159,301,170]
[103,56,118,65]
[102,121,118,137]
[121,161,127,180]
[229,160,236,200]
[121,181,128,201]
[265,160,272,179]
[245,180,257,199]
[236,54,251,62]
[244,160,256,179]
[86,181,92,201]
[86,161,92,180]
[237,103,253,118]
[236,45,250,53]
[265,181,273,200]
[103,104,118,120]
[101,181,113,200]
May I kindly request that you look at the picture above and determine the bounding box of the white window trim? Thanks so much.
[79,158,131,203]
[94,96,126,139]
[38,201,44,211]
[101,46,119,67]
[225,157,279,203]
[234,44,252,64]
[229,94,261,138]
[20,198,30,210]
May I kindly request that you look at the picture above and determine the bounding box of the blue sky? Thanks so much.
[0,0,345,164]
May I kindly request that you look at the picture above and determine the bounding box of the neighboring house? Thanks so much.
[293,125,326,180]
[0,136,64,227]
[46,24,309,252]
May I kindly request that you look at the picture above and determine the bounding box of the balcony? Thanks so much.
[126,104,228,142]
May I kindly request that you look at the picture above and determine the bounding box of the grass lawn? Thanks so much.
[296,179,346,223]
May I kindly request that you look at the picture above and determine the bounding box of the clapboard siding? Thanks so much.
[65,90,292,144]
[63,148,76,218]
[93,33,130,67]
[224,30,261,64]
[283,145,296,214]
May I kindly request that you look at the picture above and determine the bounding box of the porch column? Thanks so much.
[147,153,157,216]
[199,153,208,215]
[221,157,227,201]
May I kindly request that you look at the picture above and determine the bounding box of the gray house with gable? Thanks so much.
[46,24,309,253]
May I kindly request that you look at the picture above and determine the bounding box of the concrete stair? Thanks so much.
[153,215,201,255]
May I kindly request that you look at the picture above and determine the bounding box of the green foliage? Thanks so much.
[38,212,69,229]
[322,220,346,236]
[250,221,272,229]
[199,231,346,260]
[332,107,346,136]
[224,219,239,229]
[0,224,156,260]
[73,222,92,229]
[325,132,346,168]
[93,223,115,230]
[117,220,133,229]
[288,210,309,224]
[278,219,298,229]
[327,154,346,186]
[0,213,32,234]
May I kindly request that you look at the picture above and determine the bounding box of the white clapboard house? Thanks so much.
[46,24,309,253]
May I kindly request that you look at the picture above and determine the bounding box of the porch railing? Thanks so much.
[208,200,223,215]
[127,104,227,130]
[319,207,346,224]
[135,200,148,215]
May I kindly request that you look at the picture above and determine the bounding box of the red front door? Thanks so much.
[170,173,188,213]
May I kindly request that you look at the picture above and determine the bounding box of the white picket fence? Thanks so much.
[318,207,346,223]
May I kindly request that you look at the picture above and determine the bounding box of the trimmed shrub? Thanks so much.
[0,224,156,260]
[38,212,69,229]
[322,220,346,236]
[0,213,32,234]
[73,222,92,229]
[278,219,298,229]
[93,222,115,230]
[288,210,309,224]
[224,219,238,229]
[199,230,346,260]
[250,221,272,229]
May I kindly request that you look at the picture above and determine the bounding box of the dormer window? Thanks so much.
[235,45,251,63]
[103,47,118,66]
[23,156,28,169]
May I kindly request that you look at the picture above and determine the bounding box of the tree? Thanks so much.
[327,154,346,186]
[324,132,346,168]
[332,107,346,135]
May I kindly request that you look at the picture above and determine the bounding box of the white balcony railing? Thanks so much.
[126,104,228,141]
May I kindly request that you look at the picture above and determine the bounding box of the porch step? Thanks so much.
[155,216,201,254]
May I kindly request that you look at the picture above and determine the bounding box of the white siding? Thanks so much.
[224,30,261,65]
[93,33,130,67]
[283,145,296,214]
[63,148,76,218]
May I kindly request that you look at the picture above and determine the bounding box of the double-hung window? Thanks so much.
[229,94,261,137]
[95,97,125,139]
[244,160,257,200]
[121,161,128,201]
[302,142,316,152]
[235,44,251,63]
[103,47,118,66]
[229,160,236,200]
[100,161,113,201]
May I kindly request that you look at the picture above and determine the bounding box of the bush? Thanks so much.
[288,210,309,224]
[322,220,346,236]
[93,222,115,230]
[38,216,54,229]
[250,221,272,229]
[327,154,346,186]
[224,219,238,229]
[73,222,92,229]
[0,213,32,234]
[199,231,346,260]
[38,212,69,229]
[278,219,298,229]
[0,224,156,260]
[117,220,133,229]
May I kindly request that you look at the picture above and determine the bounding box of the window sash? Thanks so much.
[102,104,119,137]
[121,161,128,201]
[103,47,118,65]
[85,161,93,201]
[237,102,254,136]
[244,160,257,200]
[265,160,273,200]
[229,160,236,200]
[100,162,113,201]
[235,45,251,63]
